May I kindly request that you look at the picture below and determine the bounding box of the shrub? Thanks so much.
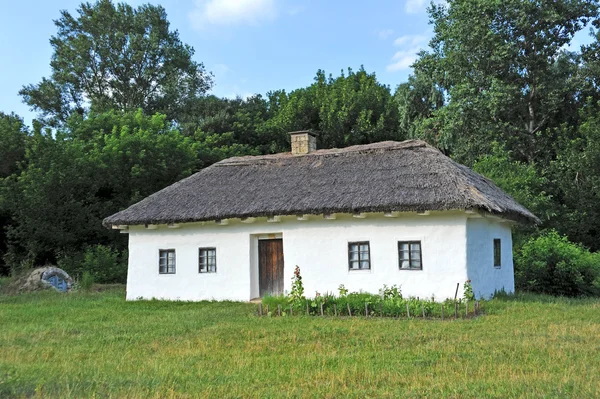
[80,245,127,284]
[515,230,600,297]
[79,271,95,291]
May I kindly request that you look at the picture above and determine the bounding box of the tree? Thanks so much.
[20,0,212,126]
[0,113,28,178]
[550,101,600,250]
[408,0,597,164]
[265,68,402,149]
[472,142,553,244]
[0,113,30,275]
[3,110,197,276]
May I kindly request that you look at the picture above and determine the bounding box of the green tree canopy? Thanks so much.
[266,68,402,149]
[402,0,598,163]
[20,0,212,126]
[3,110,196,268]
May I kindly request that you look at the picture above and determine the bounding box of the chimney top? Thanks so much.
[289,130,319,137]
[289,130,318,155]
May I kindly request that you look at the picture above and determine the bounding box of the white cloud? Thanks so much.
[405,0,426,14]
[387,51,419,72]
[386,32,430,72]
[377,29,394,40]
[393,34,428,47]
[189,0,277,29]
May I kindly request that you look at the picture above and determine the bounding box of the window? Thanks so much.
[494,239,501,267]
[398,241,422,270]
[348,242,370,270]
[199,248,217,273]
[159,249,176,274]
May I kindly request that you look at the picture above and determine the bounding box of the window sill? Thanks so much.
[348,269,372,274]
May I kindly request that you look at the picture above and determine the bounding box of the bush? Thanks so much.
[79,271,95,291]
[80,245,127,284]
[515,230,600,297]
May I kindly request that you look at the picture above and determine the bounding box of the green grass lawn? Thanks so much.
[1,289,600,398]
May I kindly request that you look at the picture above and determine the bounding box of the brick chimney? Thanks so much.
[289,130,318,155]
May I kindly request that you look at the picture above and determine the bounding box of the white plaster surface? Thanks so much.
[125,211,512,301]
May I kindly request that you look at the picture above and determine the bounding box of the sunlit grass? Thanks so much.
[1,288,599,398]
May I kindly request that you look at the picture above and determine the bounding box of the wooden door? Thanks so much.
[258,239,284,297]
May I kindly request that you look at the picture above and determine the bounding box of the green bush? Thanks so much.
[79,271,95,291]
[515,230,600,297]
[80,245,127,284]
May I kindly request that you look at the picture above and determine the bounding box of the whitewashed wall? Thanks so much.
[125,211,496,301]
[466,218,515,299]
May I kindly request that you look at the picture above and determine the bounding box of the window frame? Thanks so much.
[198,247,217,273]
[159,249,176,274]
[348,241,371,271]
[493,238,502,268]
[398,240,423,270]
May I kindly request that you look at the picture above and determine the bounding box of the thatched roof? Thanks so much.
[103,140,539,227]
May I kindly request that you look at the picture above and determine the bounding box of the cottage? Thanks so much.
[104,131,538,301]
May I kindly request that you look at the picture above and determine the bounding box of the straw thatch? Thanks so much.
[103,140,539,227]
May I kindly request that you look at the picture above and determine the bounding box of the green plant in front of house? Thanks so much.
[463,280,475,301]
[263,282,482,319]
[288,265,305,305]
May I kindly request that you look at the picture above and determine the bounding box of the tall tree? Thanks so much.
[0,113,30,275]
[3,110,197,271]
[405,0,597,164]
[266,68,402,149]
[20,0,212,126]
[550,100,600,250]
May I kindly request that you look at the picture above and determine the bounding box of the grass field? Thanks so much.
[1,288,600,398]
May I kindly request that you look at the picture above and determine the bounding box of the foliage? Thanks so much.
[0,113,29,178]
[473,143,553,222]
[78,271,95,291]
[19,0,212,125]
[379,284,402,300]
[463,280,474,301]
[80,245,126,284]
[549,102,600,250]
[266,67,403,149]
[2,290,599,397]
[409,0,597,164]
[288,265,305,305]
[3,110,195,271]
[514,230,600,297]
[263,284,476,318]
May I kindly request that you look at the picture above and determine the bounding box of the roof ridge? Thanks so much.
[216,139,431,166]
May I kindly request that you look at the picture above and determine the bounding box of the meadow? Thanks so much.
[1,286,600,398]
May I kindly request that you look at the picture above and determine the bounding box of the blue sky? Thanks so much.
[0,0,594,126]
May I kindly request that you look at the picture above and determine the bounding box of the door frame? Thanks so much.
[250,233,283,299]
[258,238,284,298]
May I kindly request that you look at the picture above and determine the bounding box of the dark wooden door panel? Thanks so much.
[259,239,284,297]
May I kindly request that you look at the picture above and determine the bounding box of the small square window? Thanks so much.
[199,248,217,273]
[494,239,501,268]
[159,249,176,274]
[398,241,422,270]
[348,242,370,270]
